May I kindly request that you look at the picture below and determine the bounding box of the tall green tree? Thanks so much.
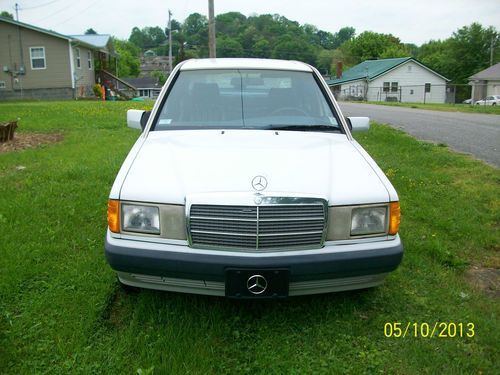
[419,23,499,83]
[343,31,407,63]
[113,38,141,77]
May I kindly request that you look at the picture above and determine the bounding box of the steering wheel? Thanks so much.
[271,107,309,116]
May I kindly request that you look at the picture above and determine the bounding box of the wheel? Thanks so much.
[271,107,309,116]
[492,103,496,106]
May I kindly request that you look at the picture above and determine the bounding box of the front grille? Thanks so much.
[189,203,326,250]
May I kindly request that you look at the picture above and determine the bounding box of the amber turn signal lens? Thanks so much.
[107,199,120,233]
[388,201,400,235]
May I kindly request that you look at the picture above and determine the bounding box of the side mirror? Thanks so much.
[127,109,145,130]
[346,116,370,132]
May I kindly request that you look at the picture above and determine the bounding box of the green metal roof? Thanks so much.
[325,57,449,85]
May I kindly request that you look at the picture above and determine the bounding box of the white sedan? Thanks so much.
[105,58,403,298]
[475,95,500,106]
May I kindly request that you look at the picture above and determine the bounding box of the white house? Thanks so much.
[468,62,500,102]
[327,57,450,104]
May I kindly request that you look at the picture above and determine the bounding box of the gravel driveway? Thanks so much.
[339,102,500,167]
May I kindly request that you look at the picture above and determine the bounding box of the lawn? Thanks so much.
[361,101,500,115]
[0,101,498,374]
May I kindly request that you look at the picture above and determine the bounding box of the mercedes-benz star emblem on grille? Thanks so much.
[247,275,268,294]
[254,194,263,205]
[252,175,267,191]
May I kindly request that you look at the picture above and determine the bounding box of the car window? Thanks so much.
[154,69,339,130]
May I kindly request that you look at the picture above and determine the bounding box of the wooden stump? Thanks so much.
[0,121,17,142]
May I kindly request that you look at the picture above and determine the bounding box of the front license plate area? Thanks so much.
[225,268,289,299]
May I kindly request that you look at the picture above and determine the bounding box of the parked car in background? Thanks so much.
[462,98,472,104]
[105,58,403,298]
[474,95,500,105]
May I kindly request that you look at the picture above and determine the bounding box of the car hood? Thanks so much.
[119,130,390,205]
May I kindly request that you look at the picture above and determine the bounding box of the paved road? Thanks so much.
[339,102,500,167]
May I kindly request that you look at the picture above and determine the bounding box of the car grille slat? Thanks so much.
[189,203,326,251]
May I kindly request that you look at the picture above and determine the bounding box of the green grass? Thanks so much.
[0,101,498,374]
[361,101,500,115]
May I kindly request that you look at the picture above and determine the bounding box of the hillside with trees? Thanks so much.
[118,11,498,84]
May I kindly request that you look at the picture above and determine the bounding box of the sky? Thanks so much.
[1,0,499,45]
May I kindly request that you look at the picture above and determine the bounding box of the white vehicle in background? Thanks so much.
[105,58,403,298]
[474,95,500,106]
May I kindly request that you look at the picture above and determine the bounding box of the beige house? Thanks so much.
[468,63,500,102]
[0,16,117,100]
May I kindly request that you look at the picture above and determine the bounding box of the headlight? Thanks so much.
[122,204,160,234]
[350,206,387,236]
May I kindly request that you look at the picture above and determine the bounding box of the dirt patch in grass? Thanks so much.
[465,265,499,298]
[0,132,63,153]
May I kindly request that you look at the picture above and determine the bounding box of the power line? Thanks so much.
[56,0,99,26]
[19,0,61,10]
[34,1,77,23]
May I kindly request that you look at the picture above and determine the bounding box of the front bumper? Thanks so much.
[105,231,403,296]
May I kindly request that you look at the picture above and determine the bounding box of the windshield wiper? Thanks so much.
[267,124,340,132]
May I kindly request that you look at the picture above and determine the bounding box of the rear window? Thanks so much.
[154,69,339,130]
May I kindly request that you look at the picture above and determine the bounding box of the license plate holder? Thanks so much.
[225,268,289,299]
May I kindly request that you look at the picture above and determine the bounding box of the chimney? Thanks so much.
[336,61,343,79]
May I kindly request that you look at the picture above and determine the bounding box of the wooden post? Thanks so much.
[0,121,18,143]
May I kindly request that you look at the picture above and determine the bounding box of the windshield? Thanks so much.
[153,69,340,131]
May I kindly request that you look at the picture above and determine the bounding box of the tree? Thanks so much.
[272,35,317,65]
[85,28,97,35]
[113,38,141,77]
[129,26,167,49]
[1,11,14,19]
[418,23,499,83]
[332,27,356,49]
[217,36,244,57]
[344,31,407,63]
[216,12,247,37]
[151,70,167,85]
[252,39,271,58]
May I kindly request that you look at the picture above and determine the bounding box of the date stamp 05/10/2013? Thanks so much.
[384,322,475,338]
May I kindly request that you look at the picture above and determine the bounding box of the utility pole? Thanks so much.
[15,3,19,21]
[168,9,173,73]
[208,0,216,58]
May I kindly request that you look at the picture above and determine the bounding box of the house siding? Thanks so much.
[0,21,72,93]
[72,45,95,97]
[331,60,448,104]
[369,61,447,103]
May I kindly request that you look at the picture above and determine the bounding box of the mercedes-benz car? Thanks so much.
[105,58,403,298]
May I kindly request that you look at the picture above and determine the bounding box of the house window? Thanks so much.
[410,89,414,95]
[30,47,46,69]
[407,65,412,72]
[391,82,398,92]
[425,83,431,92]
[87,51,92,69]
[383,82,390,92]
[76,48,81,68]
[0,81,5,89]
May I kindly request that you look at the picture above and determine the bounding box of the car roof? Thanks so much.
[180,58,312,72]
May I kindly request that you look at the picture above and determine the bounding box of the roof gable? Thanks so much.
[0,15,71,41]
[469,63,500,81]
[0,16,112,53]
[327,57,449,85]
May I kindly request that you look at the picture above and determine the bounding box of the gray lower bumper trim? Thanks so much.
[118,272,388,296]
